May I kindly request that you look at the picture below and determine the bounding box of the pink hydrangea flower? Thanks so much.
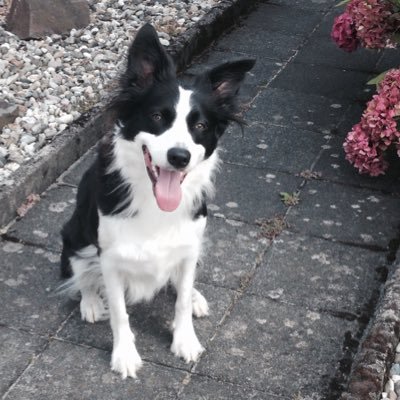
[347,0,395,49]
[331,12,359,52]
[344,69,400,175]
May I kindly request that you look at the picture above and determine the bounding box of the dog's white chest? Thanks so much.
[98,212,206,302]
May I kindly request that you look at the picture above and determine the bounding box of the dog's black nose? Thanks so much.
[167,147,191,169]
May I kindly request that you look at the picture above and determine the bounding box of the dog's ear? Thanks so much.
[206,59,255,101]
[122,24,174,89]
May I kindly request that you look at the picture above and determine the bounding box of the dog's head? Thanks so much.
[113,24,255,212]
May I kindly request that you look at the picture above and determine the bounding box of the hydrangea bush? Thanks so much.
[332,0,400,176]
[343,69,400,176]
[331,0,399,51]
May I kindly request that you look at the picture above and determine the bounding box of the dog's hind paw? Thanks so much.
[111,342,143,379]
[80,293,109,323]
[192,288,209,318]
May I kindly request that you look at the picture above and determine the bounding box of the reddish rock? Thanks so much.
[6,0,90,39]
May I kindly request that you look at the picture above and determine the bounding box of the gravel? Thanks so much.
[381,343,400,400]
[0,0,218,186]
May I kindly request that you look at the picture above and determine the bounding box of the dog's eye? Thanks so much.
[195,122,206,131]
[152,113,162,121]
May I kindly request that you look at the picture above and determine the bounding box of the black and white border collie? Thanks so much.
[61,24,254,379]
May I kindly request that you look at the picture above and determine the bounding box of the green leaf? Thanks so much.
[367,71,389,86]
[335,0,350,7]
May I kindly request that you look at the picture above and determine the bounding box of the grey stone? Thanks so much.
[58,283,235,370]
[6,0,90,39]
[245,87,349,134]
[5,340,185,400]
[180,374,275,399]
[212,162,303,223]
[215,27,304,61]
[195,294,358,397]
[270,62,374,102]
[248,232,384,312]
[286,180,400,248]
[199,216,267,289]
[7,185,76,252]
[219,122,328,174]
[0,101,19,130]
[0,326,46,395]
[0,241,75,334]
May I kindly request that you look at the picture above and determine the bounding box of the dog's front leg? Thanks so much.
[171,257,205,363]
[101,255,142,378]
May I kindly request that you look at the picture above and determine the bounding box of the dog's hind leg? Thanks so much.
[192,288,209,318]
[68,245,109,323]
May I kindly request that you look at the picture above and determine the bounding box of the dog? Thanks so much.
[60,23,254,379]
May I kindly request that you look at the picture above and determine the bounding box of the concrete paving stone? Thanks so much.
[295,35,382,73]
[375,48,400,71]
[5,339,185,400]
[286,180,400,248]
[199,217,267,289]
[313,7,343,37]
[214,26,305,61]
[219,122,327,173]
[59,145,97,186]
[0,241,75,334]
[58,283,235,370]
[212,162,303,223]
[179,374,277,400]
[0,326,47,396]
[248,231,384,312]
[271,62,374,101]
[334,102,365,138]
[184,49,282,91]
[7,184,76,252]
[245,87,349,134]
[239,3,322,37]
[195,293,358,397]
[269,0,336,11]
[314,135,399,191]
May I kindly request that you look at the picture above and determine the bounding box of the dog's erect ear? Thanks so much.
[123,24,174,89]
[206,59,255,101]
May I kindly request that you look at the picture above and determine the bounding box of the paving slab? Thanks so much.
[219,122,328,174]
[238,3,322,37]
[199,217,267,289]
[295,35,382,73]
[179,374,277,400]
[248,231,385,313]
[5,339,186,400]
[269,0,336,11]
[0,326,47,396]
[375,48,400,71]
[214,26,305,61]
[58,283,235,371]
[286,180,400,248]
[270,62,374,102]
[195,293,359,398]
[245,87,349,134]
[7,184,76,252]
[0,241,75,335]
[212,162,303,223]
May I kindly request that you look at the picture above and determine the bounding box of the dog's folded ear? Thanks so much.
[206,59,256,101]
[122,24,175,90]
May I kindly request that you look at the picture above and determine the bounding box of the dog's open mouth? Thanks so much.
[142,145,186,212]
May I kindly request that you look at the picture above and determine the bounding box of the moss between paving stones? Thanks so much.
[0,0,258,228]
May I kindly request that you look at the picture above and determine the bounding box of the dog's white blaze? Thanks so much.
[136,87,205,171]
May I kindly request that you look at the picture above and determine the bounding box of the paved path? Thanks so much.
[1,1,400,399]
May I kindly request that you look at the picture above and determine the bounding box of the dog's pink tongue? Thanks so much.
[154,168,183,212]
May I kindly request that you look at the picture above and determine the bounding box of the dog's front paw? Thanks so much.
[171,328,204,363]
[80,294,109,323]
[111,342,142,379]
